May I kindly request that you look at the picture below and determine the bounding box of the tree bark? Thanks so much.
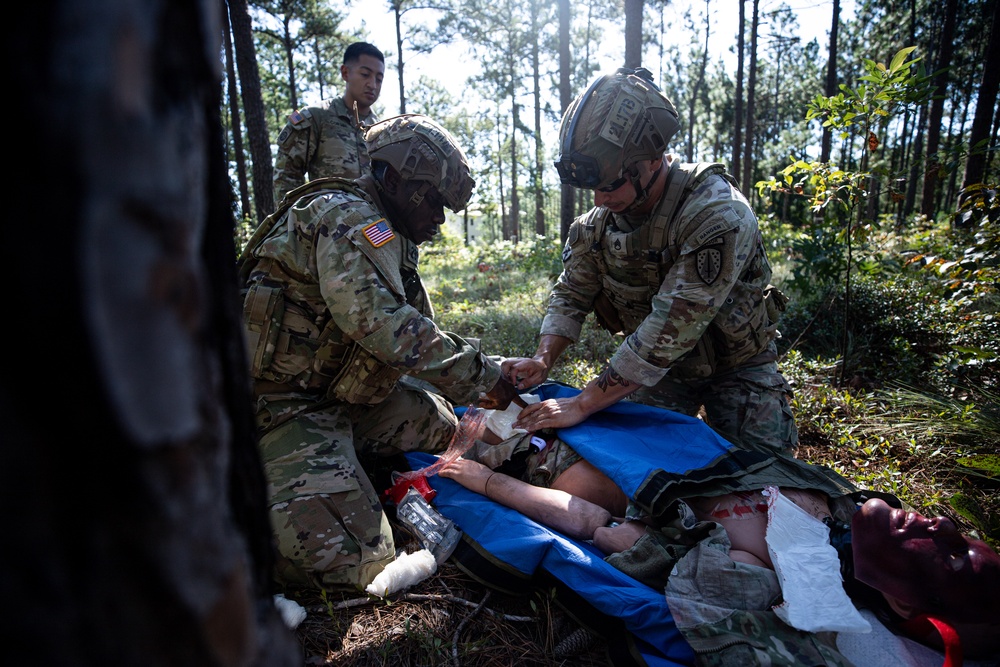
[6,1,298,664]
[741,0,760,198]
[624,0,643,68]
[820,0,840,163]
[960,0,1000,200]
[731,0,745,181]
[686,0,711,162]
[532,0,545,237]
[223,0,252,221]
[920,0,957,218]
[228,0,275,221]
[559,0,574,243]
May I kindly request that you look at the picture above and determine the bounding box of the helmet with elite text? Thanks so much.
[555,68,680,190]
[365,114,475,212]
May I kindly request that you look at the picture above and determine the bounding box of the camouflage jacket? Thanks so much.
[541,158,779,383]
[272,96,378,204]
[241,177,499,406]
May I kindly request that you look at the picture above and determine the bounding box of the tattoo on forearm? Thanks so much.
[595,367,631,392]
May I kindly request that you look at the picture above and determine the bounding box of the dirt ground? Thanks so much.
[288,552,615,667]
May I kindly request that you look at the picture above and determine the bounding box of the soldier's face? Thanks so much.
[852,498,1000,622]
[341,54,384,111]
[399,184,447,245]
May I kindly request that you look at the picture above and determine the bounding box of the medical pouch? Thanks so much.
[327,343,402,405]
[243,283,285,377]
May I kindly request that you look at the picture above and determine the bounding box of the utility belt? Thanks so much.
[243,267,401,405]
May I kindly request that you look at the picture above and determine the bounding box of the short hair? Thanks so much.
[343,42,384,66]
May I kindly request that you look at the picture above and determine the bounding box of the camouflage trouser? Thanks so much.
[255,383,457,591]
[634,360,798,456]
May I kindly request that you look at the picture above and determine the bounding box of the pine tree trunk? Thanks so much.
[228,0,275,221]
[6,2,299,664]
[625,0,643,68]
[920,0,957,218]
[559,0,574,243]
[820,0,840,163]
[731,0,745,180]
[960,0,1000,201]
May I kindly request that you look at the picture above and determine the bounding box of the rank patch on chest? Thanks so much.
[363,219,395,247]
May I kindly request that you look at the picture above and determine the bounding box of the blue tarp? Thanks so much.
[406,383,742,667]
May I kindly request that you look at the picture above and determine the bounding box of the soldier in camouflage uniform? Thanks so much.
[238,114,518,591]
[505,68,796,455]
[272,42,385,205]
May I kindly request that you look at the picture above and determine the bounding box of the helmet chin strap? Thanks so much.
[621,161,663,214]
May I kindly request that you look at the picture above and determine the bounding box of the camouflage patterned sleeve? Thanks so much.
[539,214,604,340]
[272,108,316,204]
[314,206,499,402]
[610,178,761,386]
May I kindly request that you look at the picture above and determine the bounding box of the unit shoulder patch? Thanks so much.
[362,219,395,247]
[695,236,725,285]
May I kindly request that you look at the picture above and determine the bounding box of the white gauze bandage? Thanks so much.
[365,549,438,597]
[764,486,871,633]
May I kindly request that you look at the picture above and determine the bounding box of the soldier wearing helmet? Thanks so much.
[505,68,797,457]
[238,114,518,592]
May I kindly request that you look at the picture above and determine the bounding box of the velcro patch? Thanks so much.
[362,219,395,247]
[696,238,724,285]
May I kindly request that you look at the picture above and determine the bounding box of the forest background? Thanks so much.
[221,0,1000,663]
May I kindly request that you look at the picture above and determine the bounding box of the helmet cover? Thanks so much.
[555,68,680,189]
[365,114,475,212]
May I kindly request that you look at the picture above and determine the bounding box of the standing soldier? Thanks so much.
[272,42,385,205]
[239,114,517,591]
[505,67,796,456]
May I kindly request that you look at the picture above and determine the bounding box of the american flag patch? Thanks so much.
[362,219,394,247]
[289,109,305,125]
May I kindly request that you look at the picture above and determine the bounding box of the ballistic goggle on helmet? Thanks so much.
[555,67,680,190]
[365,114,475,212]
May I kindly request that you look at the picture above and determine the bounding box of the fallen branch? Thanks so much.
[452,590,491,667]
[309,592,536,622]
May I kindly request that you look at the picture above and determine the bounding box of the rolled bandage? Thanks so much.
[365,549,437,598]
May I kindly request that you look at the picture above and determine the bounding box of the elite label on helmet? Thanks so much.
[365,114,475,212]
[555,68,680,190]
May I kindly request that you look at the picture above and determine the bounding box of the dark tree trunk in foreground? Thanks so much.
[5,2,299,665]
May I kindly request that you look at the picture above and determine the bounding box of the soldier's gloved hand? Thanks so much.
[478,376,521,411]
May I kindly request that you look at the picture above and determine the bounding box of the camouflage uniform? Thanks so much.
[272,97,378,204]
[550,68,796,455]
[606,451,860,666]
[241,173,498,590]
[544,157,796,455]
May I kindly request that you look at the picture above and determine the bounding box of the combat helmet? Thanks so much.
[555,67,680,191]
[365,114,475,212]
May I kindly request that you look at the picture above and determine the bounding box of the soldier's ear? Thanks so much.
[381,164,402,195]
[340,64,350,81]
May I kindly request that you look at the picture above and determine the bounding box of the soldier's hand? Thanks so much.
[478,376,521,411]
[501,357,549,390]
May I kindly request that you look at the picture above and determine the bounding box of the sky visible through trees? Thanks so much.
[344,0,857,136]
